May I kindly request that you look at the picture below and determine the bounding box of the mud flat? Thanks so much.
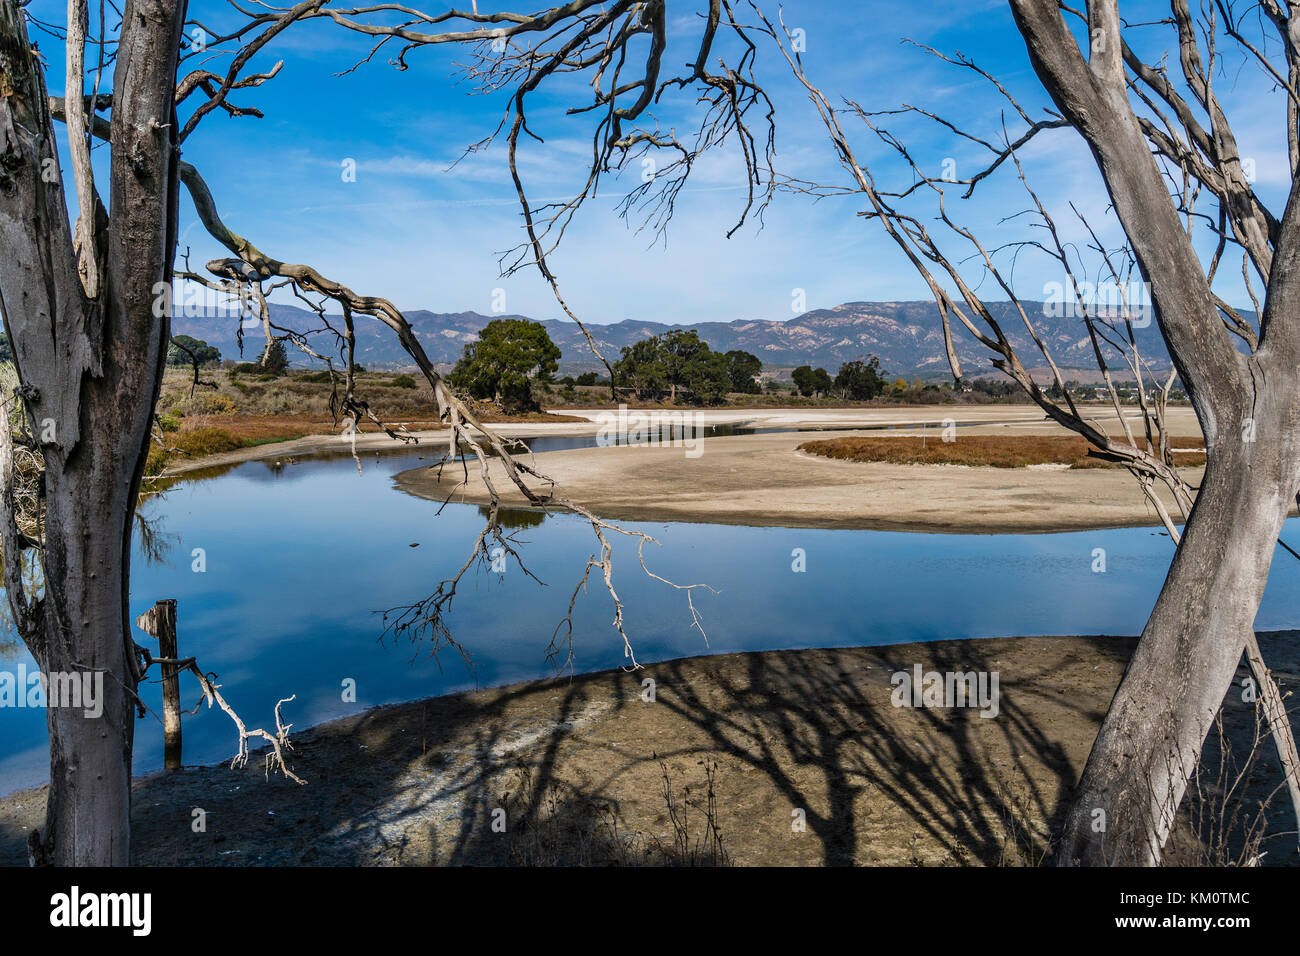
[394,429,1208,533]
[163,405,1202,483]
[2,631,1294,866]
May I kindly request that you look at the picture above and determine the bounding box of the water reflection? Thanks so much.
[1,435,1299,795]
[0,550,41,662]
[479,505,548,529]
[135,502,178,568]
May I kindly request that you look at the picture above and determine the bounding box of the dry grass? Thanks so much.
[502,759,730,867]
[145,426,262,476]
[158,368,588,423]
[798,434,1206,469]
[160,368,445,419]
[145,364,591,476]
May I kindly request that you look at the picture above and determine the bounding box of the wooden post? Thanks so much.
[136,599,181,771]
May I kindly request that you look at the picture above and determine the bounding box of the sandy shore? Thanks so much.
[3,631,1294,866]
[152,405,1215,533]
[394,408,1210,533]
[164,405,1201,475]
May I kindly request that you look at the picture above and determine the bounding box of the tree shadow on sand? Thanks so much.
[2,633,1295,866]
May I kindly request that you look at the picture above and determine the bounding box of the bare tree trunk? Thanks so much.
[35,472,143,865]
[1055,429,1297,864]
[997,0,1300,863]
[0,0,185,865]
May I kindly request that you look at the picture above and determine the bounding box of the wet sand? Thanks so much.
[394,429,1207,533]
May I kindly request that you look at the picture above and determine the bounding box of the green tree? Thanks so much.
[687,349,732,404]
[792,365,832,397]
[724,349,762,394]
[449,318,561,414]
[167,334,221,367]
[834,356,885,400]
[658,329,714,403]
[613,330,731,404]
[613,336,668,397]
[261,340,289,376]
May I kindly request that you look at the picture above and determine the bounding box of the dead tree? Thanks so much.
[756,0,1300,864]
[0,0,189,867]
[0,0,770,865]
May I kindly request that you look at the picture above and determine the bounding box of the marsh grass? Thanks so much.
[799,434,1206,469]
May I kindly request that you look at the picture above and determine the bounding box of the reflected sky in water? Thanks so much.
[2,436,1299,793]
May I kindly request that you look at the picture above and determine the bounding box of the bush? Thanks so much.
[182,393,238,417]
[145,426,244,475]
[390,374,417,389]
[232,340,289,377]
[261,340,290,375]
[174,427,243,457]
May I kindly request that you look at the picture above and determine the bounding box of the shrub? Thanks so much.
[182,393,238,417]
[145,426,243,475]
[174,427,243,457]
[390,374,417,389]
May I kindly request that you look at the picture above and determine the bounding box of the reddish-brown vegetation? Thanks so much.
[798,434,1206,469]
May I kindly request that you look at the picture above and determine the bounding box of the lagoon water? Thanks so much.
[2,435,1299,794]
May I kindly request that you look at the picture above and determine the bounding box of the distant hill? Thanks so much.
[171,300,1177,380]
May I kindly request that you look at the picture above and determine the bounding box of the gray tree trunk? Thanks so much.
[1055,422,1297,863]
[0,0,185,865]
[1009,0,1300,863]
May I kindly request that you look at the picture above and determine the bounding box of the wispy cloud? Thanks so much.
[166,0,1284,324]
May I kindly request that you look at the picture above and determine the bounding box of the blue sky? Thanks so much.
[30,0,1293,324]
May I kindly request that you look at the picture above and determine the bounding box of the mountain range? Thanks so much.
[171,300,1177,380]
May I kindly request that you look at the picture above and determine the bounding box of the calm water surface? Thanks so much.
[2,435,1298,793]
